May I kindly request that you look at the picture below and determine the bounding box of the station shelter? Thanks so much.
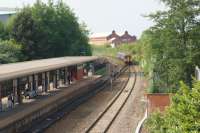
[0,56,105,111]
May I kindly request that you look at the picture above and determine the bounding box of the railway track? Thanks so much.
[28,65,129,133]
[85,66,137,133]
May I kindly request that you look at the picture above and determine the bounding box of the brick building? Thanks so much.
[89,30,137,46]
[89,33,108,46]
[108,30,136,46]
[106,30,120,40]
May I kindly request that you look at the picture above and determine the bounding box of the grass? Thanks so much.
[91,43,139,66]
[91,43,137,58]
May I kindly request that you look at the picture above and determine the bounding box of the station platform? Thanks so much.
[0,75,105,132]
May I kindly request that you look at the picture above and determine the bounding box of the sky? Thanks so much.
[0,0,165,38]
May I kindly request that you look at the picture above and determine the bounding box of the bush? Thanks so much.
[0,21,9,40]
[145,80,200,133]
[0,40,23,64]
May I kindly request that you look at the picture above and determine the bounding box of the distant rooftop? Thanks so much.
[0,11,16,15]
[90,32,110,38]
[0,7,17,15]
[90,32,124,38]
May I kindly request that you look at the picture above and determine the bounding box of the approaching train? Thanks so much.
[116,52,132,65]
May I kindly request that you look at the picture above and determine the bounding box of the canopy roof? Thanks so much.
[0,56,99,82]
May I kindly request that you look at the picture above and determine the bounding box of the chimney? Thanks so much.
[112,30,116,34]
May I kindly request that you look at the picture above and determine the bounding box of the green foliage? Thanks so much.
[0,40,23,64]
[95,67,107,75]
[92,43,137,58]
[0,21,9,40]
[9,0,91,60]
[137,0,200,93]
[145,80,200,133]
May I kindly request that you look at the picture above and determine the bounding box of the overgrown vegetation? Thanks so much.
[145,80,200,133]
[0,0,91,63]
[91,43,137,58]
[137,0,200,93]
[0,40,23,64]
[142,0,200,132]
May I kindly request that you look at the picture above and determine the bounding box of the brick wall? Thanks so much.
[76,68,84,80]
[146,94,170,115]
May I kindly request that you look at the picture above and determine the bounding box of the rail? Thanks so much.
[27,65,129,133]
[85,65,137,133]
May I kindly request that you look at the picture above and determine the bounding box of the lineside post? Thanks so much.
[107,63,113,91]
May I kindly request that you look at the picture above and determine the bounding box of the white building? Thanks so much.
[195,66,200,81]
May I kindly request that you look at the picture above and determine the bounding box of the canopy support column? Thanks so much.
[17,78,22,104]
[63,68,66,85]
[57,70,60,88]
[35,74,38,91]
[32,75,36,91]
[42,73,46,92]
[0,83,2,111]
[46,72,50,91]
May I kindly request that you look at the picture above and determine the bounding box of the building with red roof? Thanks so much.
[89,30,137,47]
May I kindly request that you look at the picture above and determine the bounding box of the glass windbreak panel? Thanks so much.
[60,69,65,80]
[1,80,13,98]
[49,71,55,82]
[77,64,83,70]
[19,77,28,91]
[38,74,42,86]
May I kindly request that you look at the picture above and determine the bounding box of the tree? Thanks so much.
[10,7,37,60]
[146,80,200,133]
[140,0,200,92]
[0,40,23,64]
[10,0,91,60]
[0,21,9,40]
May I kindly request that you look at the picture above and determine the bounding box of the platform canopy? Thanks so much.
[0,56,100,82]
